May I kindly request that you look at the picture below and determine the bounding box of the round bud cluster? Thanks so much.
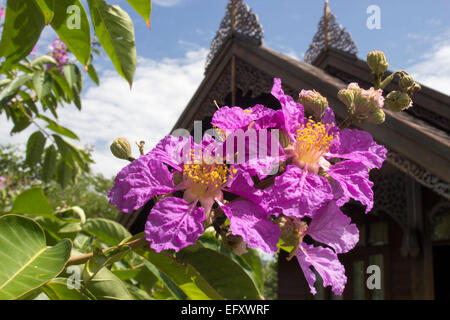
[338,83,385,124]
[367,50,389,75]
[110,137,133,161]
[298,89,328,121]
[384,91,413,112]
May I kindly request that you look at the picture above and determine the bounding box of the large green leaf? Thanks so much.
[198,233,264,295]
[138,249,223,300]
[177,246,262,300]
[0,74,33,107]
[85,266,134,300]
[10,187,53,218]
[0,215,72,300]
[25,131,47,167]
[82,218,131,246]
[33,71,53,100]
[42,145,57,183]
[39,115,79,140]
[0,0,45,69]
[41,278,89,300]
[126,0,152,28]
[87,0,137,86]
[46,0,92,66]
[35,0,55,25]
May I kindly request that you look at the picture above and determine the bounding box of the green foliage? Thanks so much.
[0,214,72,300]
[0,0,152,187]
[0,186,266,300]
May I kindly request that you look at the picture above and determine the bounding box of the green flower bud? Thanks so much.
[385,91,413,112]
[298,89,328,121]
[277,216,307,247]
[399,75,415,92]
[337,89,354,108]
[223,233,247,256]
[367,109,386,124]
[110,138,133,161]
[367,50,389,75]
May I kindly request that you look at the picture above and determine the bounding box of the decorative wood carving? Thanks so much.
[304,0,358,64]
[205,0,264,71]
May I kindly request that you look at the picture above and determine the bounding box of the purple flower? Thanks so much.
[108,135,279,253]
[282,201,359,296]
[49,38,69,70]
[263,78,386,216]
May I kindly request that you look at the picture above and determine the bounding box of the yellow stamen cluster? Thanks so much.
[243,109,253,114]
[183,150,235,188]
[294,118,334,164]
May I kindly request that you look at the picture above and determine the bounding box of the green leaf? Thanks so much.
[82,218,131,246]
[31,55,58,69]
[0,0,45,69]
[39,115,79,140]
[85,266,134,300]
[87,0,137,86]
[42,145,57,183]
[56,158,74,189]
[41,278,89,300]
[126,0,152,28]
[47,0,91,66]
[0,74,33,107]
[0,214,72,300]
[55,206,86,224]
[25,131,47,167]
[62,64,83,109]
[83,246,131,282]
[33,71,53,100]
[138,249,223,300]
[10,187,53,218]
[112,268,141,281]
[87,63,100,85]
[177,246,262,300]
[35,0,55,25]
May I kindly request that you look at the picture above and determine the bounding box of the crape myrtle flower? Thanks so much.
[263,78,387,219]
[108,134,280,254]
[49,38,69,70]
[278,201,359,296]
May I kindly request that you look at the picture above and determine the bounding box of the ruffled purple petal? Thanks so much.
[211,106,254,132]
[108,158,176,214]
[270,78,304,139]
[307,201,359,254]
[222,129,284,178]
[221,200,280,254]
[296,243,347,296]
[327,129,387,170]
[226,170,266,207]
[327,160,374,213]
[322,106,336,125]
[149,135,192,171]
[145,197,205,252]
[266,165,333,218]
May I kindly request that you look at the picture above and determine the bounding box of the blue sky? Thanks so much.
[1,0,449,177]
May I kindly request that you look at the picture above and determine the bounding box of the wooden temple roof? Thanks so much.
[172,33,450,200]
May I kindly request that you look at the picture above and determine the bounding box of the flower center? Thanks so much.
[183,154,234,199]
[290,119,334,173]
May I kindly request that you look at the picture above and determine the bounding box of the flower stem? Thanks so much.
[66,236,148,266]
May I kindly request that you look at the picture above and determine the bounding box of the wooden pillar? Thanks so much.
[406,177,435,299]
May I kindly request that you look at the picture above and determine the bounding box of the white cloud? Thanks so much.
[408,32,450,96]
[0,48,208,178]
[152,0,183,7]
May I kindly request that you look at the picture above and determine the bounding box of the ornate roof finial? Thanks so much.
[205,0,264,70]
[304,0,358,64]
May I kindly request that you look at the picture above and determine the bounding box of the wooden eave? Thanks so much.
[172,35,450,183]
